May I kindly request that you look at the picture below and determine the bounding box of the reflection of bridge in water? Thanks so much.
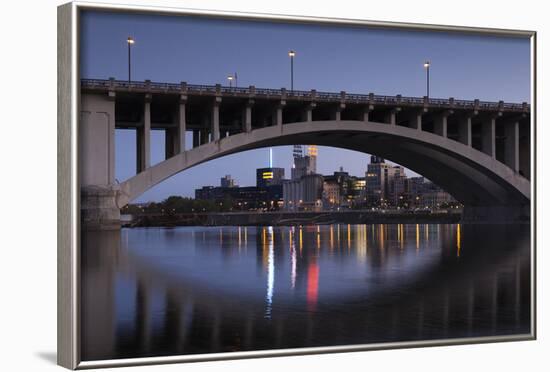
[79,79,531,229]
[81,224,530,361]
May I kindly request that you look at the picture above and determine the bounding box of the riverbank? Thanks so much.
[123,210,462,227]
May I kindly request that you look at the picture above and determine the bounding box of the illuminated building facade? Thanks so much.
[256,167,285,187]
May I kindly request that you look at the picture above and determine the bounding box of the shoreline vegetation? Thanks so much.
[122,209,462,228]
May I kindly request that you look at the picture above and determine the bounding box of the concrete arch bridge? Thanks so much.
[79,79,531,229]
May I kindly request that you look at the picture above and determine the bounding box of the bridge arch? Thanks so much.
[117,120,530,211]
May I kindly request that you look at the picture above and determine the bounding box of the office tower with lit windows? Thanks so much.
[366,157,392,207]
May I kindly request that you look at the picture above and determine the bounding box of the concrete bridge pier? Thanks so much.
[81,185,122,230]
[80,92,122,230]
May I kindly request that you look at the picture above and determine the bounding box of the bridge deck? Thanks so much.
[81,78,529,113]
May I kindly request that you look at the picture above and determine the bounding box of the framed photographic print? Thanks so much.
[57,1,536,369]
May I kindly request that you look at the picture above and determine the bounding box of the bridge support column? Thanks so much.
[458,115,473,147]
[482,115,498,159]
[409,110,424,130]
[302,103,315,122]
[80,93,121,230]
[385,108,399,125]
[276,100,286,129]
[80,93,116,186]
[137,94,152,172]
[504,121,520,172]
[434,110,452,138]
[363,105,373,122]
[177,95,187,152]
[243,99,253,132]
[334,103,345,121]
[211,97,221,141]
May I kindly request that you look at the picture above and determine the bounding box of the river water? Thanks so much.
[81,223,531,361]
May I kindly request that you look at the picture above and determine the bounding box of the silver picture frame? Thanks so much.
[57,1,537,369]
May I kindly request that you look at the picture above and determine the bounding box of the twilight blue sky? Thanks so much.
[80,11,530,202]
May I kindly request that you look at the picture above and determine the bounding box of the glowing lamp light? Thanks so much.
[127,37,135,44]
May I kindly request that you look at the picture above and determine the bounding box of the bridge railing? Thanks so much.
[80,79,529,112]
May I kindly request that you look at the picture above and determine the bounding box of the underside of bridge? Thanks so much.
[79,86,531,229]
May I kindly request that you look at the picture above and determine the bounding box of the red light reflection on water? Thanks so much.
[307,263,319,311]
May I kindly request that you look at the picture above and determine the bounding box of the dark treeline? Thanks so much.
[123,196,236,215]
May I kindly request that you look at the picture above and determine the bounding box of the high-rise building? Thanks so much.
[408,176,428,207]
[291,145,317,180]
[389,166,407,205]
[220,174,236,188]
[366,158,392,207]
[370,155,385,164]
[284,145,322,211]
[256,167,285,187]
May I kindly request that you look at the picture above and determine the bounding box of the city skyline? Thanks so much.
[188,152,452,213]
[80,11,530,202]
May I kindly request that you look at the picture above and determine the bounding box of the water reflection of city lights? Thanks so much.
[356,224,367,263]
[400,224,405,250]
[238,226,242,249]
[307,262,319,312]
[299,226,303,251]
[316,226,321,250]
[265,226,275,319]
[290,230,297,290]
[416,224,420,250]
[347,224,351,250]
[330,225,334,251]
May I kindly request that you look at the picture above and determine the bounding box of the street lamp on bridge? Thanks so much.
[227,72,238,89]
[127,36,135,83]
[288,50,296,92]
[423,60,430,99]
